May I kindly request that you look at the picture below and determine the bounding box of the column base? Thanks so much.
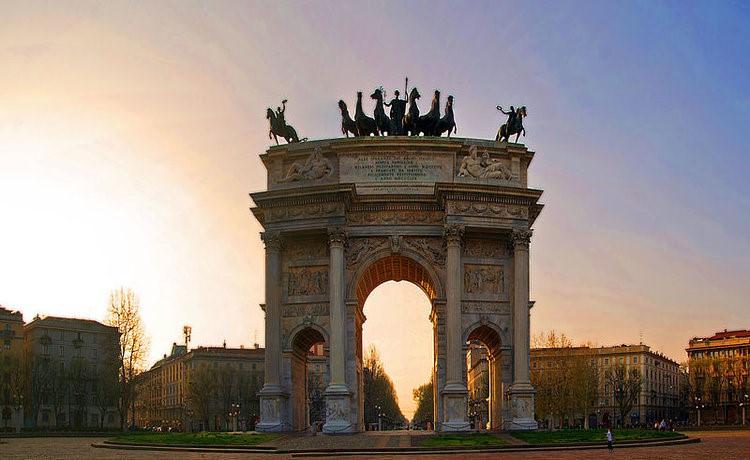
[504,382,537,431]
[440,383,471,432]
[323,384,356,434]
[256,385,291,432]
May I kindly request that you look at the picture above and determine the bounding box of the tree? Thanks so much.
[571,354,599,429]
[411,377,433,428]
[307,371,327,425]
[237,369,263,429]
[92,356,120,429]
[68,356,89,427]
[363,345,405,429]
[187,362,214,430]
[105,287,149,430]
[606,363,642,427]
[216,364,237,430]
[705,357,727,423]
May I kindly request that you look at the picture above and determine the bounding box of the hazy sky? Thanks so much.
[1,1,748,418]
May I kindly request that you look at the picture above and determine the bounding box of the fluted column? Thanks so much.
[444,224,464,386]
[507,228,537,430]
[512,229,532,385]
[256,231,290,432]
[323,227,354,434]
[440,224,470,431]
[327,227,347,388]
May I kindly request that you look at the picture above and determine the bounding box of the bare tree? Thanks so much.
[105,287,149,430]
[187,362,214,430]
[216,364,237,430]
[605,363,642,427]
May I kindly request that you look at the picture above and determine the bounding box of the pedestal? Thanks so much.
[505,383,538,430]
[256,386,291,432]
[322,384,355,434]
[441,383,471,431]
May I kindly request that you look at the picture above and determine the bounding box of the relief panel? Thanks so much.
[286,266,328,297]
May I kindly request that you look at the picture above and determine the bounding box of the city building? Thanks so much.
[24,315,121,429]
[686,329,750,424]
[0,306,25,431]
[466,342,489,429]
[133,342,265,431]
[531,344,680,427]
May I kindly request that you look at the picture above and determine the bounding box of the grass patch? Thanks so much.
[512,428,682,445]
[420,433,508,447]
[111,432,279,446]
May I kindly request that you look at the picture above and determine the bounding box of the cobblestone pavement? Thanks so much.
[2,431,749,459]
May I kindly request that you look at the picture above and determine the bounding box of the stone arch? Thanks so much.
[288,325,328,431]
[347,248,444,305]
[464,322,505,430]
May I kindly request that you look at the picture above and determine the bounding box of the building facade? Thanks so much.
[686,329,750,424]
[0,306,25,431]
[531,344,680,427]
[24,315,121,429]
[134,343,265,432]
[466,342,489,429]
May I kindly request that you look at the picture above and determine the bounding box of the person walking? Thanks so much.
[606,428,614,453]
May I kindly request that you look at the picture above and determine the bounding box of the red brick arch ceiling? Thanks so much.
[356,255,437,305]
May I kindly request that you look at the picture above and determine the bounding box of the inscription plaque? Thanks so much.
[339,152,453,194]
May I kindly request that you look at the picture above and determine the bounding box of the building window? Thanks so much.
[3,339,9,350]
[604,358,609,365]
[633,357,638,364]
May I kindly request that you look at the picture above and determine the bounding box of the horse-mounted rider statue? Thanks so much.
[266,99,304,144]
[496,105,527,143]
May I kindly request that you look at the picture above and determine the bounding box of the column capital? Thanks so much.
[261,232,284,252]
[327,227,347,246]
[511,229,532,249]
[443,224,465,247]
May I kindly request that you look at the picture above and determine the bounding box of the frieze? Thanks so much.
[277,147,333,183]
[285,239,327,261]
[448,201,528,219]
[287,266,328,297]
[347,210,443,226]
[282,304,329,317]
[265,202,341,222]
[464,238,508,259]
[461,302,510,314]
[464,264,503,295]
[457,145,514,181]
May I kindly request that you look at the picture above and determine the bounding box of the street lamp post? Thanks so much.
[741,394,749,427]
[374,404,382,431]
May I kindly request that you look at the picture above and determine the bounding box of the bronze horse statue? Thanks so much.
[436,95,457,137]
[338,100,358,137]
[370,88,391,136]
[355,91,378,136]
[266,104,301,144]
[496,105,527,143]
[403,87,421,136]
[416,90,441,136]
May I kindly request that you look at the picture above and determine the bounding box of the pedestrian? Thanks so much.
[606,428,614,453]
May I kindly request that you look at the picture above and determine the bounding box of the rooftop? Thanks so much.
[24,314,118,333]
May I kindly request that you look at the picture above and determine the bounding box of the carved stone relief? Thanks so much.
[403,237,445,267]
[265,202,341,222]
[461,302,510,314]
[464,264,503,295]
[284,238,327,261]
[448,202,528,219]
[346,237,389,268]
[457,146,514,181]
[347,210,443,226]
[282,304,330,317]
[287,266,328,297]
[463,238,508,259]
[277,147,333,183]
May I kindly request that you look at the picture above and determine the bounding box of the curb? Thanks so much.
[92,435,700,456]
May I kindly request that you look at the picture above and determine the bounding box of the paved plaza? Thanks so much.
[1,430,749,459]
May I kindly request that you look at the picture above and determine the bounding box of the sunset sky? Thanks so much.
[1,1,748,418]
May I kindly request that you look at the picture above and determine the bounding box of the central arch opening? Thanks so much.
[354,254,440,430]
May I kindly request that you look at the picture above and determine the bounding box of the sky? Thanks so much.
[1,0,749,419]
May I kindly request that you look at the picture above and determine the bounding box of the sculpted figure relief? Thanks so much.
[464,264,503,295]
[287,266,328,297]
[279,147,332,183]
[458,145,513,180]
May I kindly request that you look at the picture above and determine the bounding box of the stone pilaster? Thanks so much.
[257,231,291,432]
[440,224,471,431]
[507,229,537,430]
[323,227,354,434]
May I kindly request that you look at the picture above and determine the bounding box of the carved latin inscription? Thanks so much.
[339,151,452,183]
[283,304,329,317]
[461,302,510,314]
[464,264,503,295]
[287,266,328,297]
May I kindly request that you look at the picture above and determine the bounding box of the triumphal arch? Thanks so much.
[251,137,543,433]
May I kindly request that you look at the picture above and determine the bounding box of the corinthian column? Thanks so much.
[507,228,537,430]
[441,224,470,431]
[257,231,289,432]
[323,227,354,434]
